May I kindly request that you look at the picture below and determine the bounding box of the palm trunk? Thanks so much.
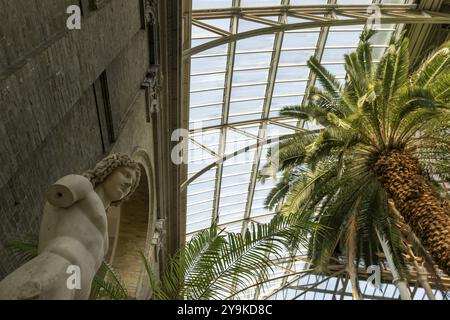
[374,150,450,274]
[376,229,412,300]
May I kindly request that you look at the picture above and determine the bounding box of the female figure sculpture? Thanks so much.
[0,153,141,300]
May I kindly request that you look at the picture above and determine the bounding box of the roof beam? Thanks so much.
[210,0,240,226]
[189,116,298,134]
[241,14,282,27]
[240,0,289,235]
[184,5,450,58]
[189,137,220,158]
[268,119,306,132]
[191,4,417,17]
[181,135,289,191]
[297,0,336,129]
[287,12,331,22]
[192,19,232,37]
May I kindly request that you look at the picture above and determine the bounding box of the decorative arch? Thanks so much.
[106,148,158,299]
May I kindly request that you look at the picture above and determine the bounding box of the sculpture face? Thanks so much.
[102,167,137,203]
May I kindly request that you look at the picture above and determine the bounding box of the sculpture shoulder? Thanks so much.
[46,174,94,208]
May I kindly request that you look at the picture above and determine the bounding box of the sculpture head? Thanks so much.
[83,153,141,206]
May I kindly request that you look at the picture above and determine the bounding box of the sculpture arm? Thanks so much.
[46,175,94,208]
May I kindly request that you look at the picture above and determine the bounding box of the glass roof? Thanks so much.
[183,0,449,300]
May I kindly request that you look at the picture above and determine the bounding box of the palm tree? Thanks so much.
[263,30,450,277]
[144,214,319,300]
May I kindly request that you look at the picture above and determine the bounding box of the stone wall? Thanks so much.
[0,0,155,281]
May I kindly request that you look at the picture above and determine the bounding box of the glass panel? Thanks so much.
[191,55,228,74]
[191,42,229,55]
[337,0,372,3]
[229,113,262,123]
[286,17,321,32]
[190,72,226,91]
[200,18,232,32]
[326,31,361,47]
[241,0,281,6]
[239,18,270,33]
[221,182,252,199]
[291,0,328,4]
[192,0,233,9]
[190,89,224,106]
[187,189,215,204]
[188,157,217,173]
[234,52,273,69]
[370,31,393,46]
[271,95,303,110]
[234,124,260,137]
[187,179,216,196]
[190,105,222,122]
[251,215,274,224]
[276,66,310,81]
[222,174,251,188]
[188,200,214,214]
[330,25,365,31]
[189,169,216,184]
[322,63,346,77]
[236,35,276,52]
[192,25,221,39]
[222,221,244,234]
[321,48,356,63]
[233,69,269,86]
[191,130,221,154]
[220,192,248,205]
[273,81,307,96]
[225,131,255,154]
[191,37,221,50]
[229,99,264,116]
[283,32,319,49]
[219,210,246,225]
[278,50,316,66]
[231,84,267,100]
[186,218,213,234]
[372,47,387,60]
[189,118,221,129]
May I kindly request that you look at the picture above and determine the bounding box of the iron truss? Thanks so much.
[184,3,450,58]
[181,0,450,300]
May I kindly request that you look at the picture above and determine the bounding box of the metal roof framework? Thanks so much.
[181,0,450,300]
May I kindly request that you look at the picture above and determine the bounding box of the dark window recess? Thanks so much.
[139,0,160,65]
[93,71,116,153]
[78,0,86,15]
[148,21,160,66]
[139,0,147,29]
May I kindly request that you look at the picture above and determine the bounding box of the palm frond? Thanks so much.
[413,40,450,89]
[7,237,38,264]
[91,261,130,300]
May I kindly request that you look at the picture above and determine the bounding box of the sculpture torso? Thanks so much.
[0,175,110,300]
[39,188,109,283]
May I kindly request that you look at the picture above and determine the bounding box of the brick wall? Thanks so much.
[0,0,74,75]
[0,0,154,280]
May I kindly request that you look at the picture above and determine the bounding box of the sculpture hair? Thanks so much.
[83,153,141,206]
